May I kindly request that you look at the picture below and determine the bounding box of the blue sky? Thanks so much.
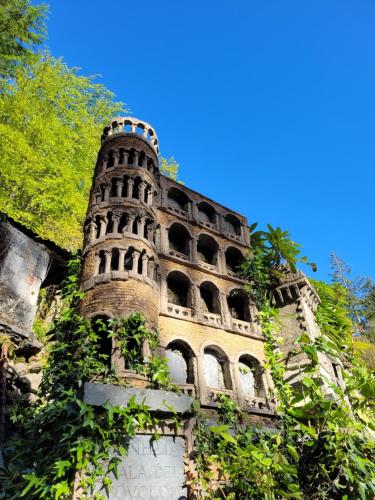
[40,0,374,282]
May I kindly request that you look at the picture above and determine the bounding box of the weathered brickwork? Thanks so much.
[79,116,341,417]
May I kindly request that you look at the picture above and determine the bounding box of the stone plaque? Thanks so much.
[102,435,187,500]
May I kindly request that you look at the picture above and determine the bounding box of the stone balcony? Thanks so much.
[102,116,160,154]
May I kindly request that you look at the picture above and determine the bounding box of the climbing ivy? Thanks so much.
[189,225,375,499]
[0,257,175,499]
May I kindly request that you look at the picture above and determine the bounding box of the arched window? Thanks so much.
[197,201,216,224]
[118,213,128,233]
[225,246,244,275]
[124,247,134,271]
[167,271,191,307]
[94,215,101,239]
[197,234,218,266]
[111,248,119,271]
[165,340,195,385]
[238,355,265,398]
[98,250,106,274]
[106,211,114,234]
[225,214,241,236]
[227,289,250,321]
[91,316,112,369]
[168,223,191,258]
[133,177,141,199]
[200,281,221,314]
[167,187,189,212]
[203,347,232,390]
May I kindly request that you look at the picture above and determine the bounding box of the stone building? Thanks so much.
[79,116,277,418]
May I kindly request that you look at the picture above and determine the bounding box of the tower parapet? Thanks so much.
[80,117,161,340]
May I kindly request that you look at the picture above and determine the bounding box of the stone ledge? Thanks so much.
[83,382,193,414]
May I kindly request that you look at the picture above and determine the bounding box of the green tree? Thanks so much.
[160,155,180,181]
[0,55,124,250]
[0,0,47,77]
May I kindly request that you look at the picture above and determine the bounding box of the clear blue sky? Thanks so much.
[40,0,374,282]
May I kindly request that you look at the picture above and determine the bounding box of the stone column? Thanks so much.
[192,283,202,319]
[219,249,227,275]
[112,212,120,234]
[94,253,101,275]
[133,151,140,167]
[118,248,126,272]
[141,254,148,278]
[89,220,96,242]
[187,201,193,219]
[131,123,136,133]
[132,250,140,273]
[146,223,154,242]
[102,155,108,171]
[220,292,231,328]
[139,181,146,202]
[126,214,135,233]
[196,354,207,402]
[127,178,134,198]
[113,150,120,168]
[95,189,102,205]
[147,188,153,206]
[191,201,198,221]
[142,156,148,168]
[137,217,146,238]
[123,151,129,166]
[231,361,243,403]
[191,236,198,264]
[160,271,168,311]
[104,249,112,274]
[116,179,124,198]
[103,184,110,202]
[99,216,107,238]
[148,259,155,280]
[160,225,169,254]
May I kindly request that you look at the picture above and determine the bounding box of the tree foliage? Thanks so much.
[0,0,47,77]
[0,56,124,250]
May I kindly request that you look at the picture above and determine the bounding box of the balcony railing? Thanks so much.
[231,318,252,335]
[167,204,189,218]
[169,249,189,261]
[202,312,222,327]
[167,303,192,319]
[198,260,217,272]
[206,387,234,404]
[242,396,275,413]
[178,384,196,398]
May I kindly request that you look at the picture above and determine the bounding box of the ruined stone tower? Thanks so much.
[79,116,277,415]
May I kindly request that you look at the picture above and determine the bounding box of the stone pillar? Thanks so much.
[94,253,101,275]
[148,259,155,280]
[137,217,146,238]
[139,181,146,202]
[147,188,153,206]
[127,178,134,198]
[104,249,112,274]
[118,248,126,272]
[187,201,193,219]
[160,272,168,311]
[103,184,110,202]
[142,156,148,168]
[112,212,120,234]
[191,236,198,264]
[89,220,96,242]
[123,151,129,166]
[102,155,108,171]
[220,292,231,328]
[113,150,120,168]
[196,354,207,402]
[99,216,107,238]
[219,249,227,275]
[160,225,169,254]
[126,214,135,233]
[142,254,148,278]
[231,361,243,403]
[132,250,140,273]
[133,151,140,167]
[131,123,136,133]
[95,189,102,205]
[116,179,124,198]
[192,283,201,319]
[191,201,198,221]
[146,223,154,242]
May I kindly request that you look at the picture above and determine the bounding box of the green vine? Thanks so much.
[0,257,177,499]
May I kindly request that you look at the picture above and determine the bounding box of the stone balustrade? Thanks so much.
[202,312,222,327]
[102,116,160,154]
[166,303,192,319]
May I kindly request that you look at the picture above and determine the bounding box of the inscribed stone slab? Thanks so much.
[101,435,187,500]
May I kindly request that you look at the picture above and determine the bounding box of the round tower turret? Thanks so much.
[80,117,161,329]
